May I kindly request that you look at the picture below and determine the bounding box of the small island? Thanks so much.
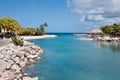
[87,23,120,42]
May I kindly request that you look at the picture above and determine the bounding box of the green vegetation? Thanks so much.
[0,17,48,47]
[0,17,48,37]
[39,23,48,35]
[18,22,48,35]
[0,17,21,37]
[0,17,20,33]
[12,38,24,47]
[100,23,120,36]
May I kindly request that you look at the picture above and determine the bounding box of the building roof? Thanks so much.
[90,28,102,33]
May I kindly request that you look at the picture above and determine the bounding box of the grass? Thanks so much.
[12,37,24,47]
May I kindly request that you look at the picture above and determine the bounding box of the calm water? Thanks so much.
[26,34,120,80]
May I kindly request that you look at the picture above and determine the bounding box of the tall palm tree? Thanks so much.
[39,25,44,35]
[43,22,48,27]
[39,23,48,35]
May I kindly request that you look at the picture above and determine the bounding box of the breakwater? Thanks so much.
[0,41,43,80]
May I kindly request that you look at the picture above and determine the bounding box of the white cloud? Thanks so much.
[80,16,86,22]
[67,0,120,27]
[85,15,105,21]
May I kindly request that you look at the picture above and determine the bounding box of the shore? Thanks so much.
[0,41,43,80]
[21,35,57,40]
[0,35,58,80]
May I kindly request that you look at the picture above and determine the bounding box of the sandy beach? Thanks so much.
[21,35,57,40]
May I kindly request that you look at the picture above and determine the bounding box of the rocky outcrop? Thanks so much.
[0,41,43,80]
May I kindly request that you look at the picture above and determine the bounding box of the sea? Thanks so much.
[25,33,120,80]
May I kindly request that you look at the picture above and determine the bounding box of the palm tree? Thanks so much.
[39,25,44,35]
[39,23,48,35]
[43,22,48,27]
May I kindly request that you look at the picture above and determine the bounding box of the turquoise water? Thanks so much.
[26,34,120,80]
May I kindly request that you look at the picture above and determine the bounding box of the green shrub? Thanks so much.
[12,38,24,47]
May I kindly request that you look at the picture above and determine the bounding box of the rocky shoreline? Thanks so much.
[0,41,43,80]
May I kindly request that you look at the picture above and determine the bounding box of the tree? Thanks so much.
[43,22,48,27]
[100,25,113,34]
[39,23,48,35]
[0,17,21,38]
[100,23,120,36]
[0,17,20,33]
[39,25,44,35]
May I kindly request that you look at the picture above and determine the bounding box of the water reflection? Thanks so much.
[95,41,120,52]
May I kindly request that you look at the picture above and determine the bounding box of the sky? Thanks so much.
[0,0,120,33]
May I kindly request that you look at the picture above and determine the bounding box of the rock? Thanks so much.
[0,68,3,76]
[23,77,38,80]
[0,41,43,80]
[16,67,21,73]
[27,55,38,59]
[0,54,4,59]
[28,59,35,64]
[24,58,28,62]
[0,60,7,70]
[7,60,14,66]
[1,50,6,54]
[16,73,22,79]
[11,64,20,71]
[16,52,24,58]
[19,61,26,68]
[6,61,12,69]
[14,57,20,64]
[2,71,15,80]
[11,54,16,60]
[39,50,43,54]
[25,52,29,57]
[0,77,6,80]
[36,57,41,61]
[23,73,28,76]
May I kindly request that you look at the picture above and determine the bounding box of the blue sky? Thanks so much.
[0,0,120,33]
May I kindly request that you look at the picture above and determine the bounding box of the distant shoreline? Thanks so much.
[21,35,57,40]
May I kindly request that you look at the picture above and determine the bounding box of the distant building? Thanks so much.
[0,29,7,33]
[90,29,102,34]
